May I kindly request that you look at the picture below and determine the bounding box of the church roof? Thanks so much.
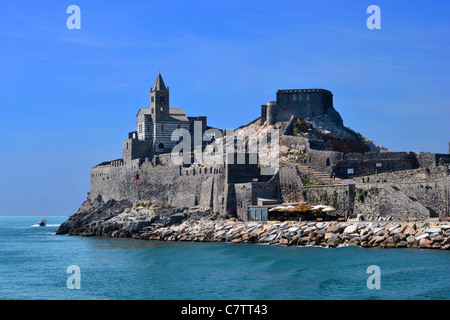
[153,73,167,91]
[137,108,188,122]
[139,108,152,115]
[169,108,188,122]
[137,108,152,118]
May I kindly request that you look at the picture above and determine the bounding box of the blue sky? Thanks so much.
[0,0,449,216]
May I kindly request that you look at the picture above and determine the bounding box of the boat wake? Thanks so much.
[31,224,61,227]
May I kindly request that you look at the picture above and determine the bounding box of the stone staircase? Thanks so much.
[294,163,348,185]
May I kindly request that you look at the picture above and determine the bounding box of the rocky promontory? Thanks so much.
[57,198,450,250]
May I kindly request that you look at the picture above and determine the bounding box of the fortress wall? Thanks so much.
[141,163,226,212]
[89,151,270,218]
[354,166,449,183]
[266,89,346,128]
[279,164,304,202]
[416,152,450,168]
[275,89,332,121]
[307,149,343,173]
[416,153,436,168]
[260,104,267,124]
[235,179,279,221]
[90,159,229,213]
[123,138,153,163]
[437,154,450,166]
[234,183,253,220]
[280,135,308,153]
[332,152,418,178]
[392,180,450,217]
[300,182,439,220]
[90,162,139,202]
[181,165,224,176]
[138,170,227,211]
[342,152,411,160]
[225,153,262,183]
[307,149,446,179]
[300,184,354,217]
[354,184,430,220]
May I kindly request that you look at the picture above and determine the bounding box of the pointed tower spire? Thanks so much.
[153,72,167,91]
[150,73,169,121]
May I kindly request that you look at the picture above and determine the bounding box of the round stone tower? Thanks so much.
[266,101,277,125]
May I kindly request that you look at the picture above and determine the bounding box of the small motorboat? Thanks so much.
[38,219,47,227]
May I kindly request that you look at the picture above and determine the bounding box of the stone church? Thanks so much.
[123,73,207,163]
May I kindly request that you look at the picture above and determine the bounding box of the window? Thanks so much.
[158,142,164,149]
[161,124,164,132]
[138,123,142,133]
[306,94,310,101]
[326,158,330,166]
[299,94,303,101]
[135,173,140,186]
[292,94,297,101]
[151,96,154,102]
[160,95,165,102]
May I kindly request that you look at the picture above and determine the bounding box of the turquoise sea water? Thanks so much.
[0,216,449,300]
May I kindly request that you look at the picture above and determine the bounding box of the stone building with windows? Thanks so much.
[123,73,207,163]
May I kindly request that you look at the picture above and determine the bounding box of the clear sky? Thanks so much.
[0,0,449,216]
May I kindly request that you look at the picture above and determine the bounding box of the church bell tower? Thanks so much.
[150,73,169,121]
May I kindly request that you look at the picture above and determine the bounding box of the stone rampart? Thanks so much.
[90,159,228,213]
[353,184,430,221]
[299,181,445,221]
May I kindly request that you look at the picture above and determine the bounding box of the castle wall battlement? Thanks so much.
[277,88,332,94]
[90,149,271,216]
[303,141,449,178]
[261,88,343,128]
[181,166,223,176]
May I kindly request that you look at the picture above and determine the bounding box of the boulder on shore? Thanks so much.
[56,197,450,250]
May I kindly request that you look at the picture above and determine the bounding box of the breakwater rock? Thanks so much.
[138,219,450,249]
[57,199,450,249]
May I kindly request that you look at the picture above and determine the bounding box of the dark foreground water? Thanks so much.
[0,216,449,300]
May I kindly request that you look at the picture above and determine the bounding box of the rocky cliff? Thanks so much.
[56,197,219,237]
